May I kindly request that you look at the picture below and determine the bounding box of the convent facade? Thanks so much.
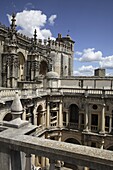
[0,14,113,169]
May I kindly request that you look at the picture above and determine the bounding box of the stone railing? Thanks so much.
[1,123,113,170]
[68,122,78,129]
[0,87,113,101]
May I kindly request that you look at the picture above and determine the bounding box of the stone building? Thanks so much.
[0,14,113,169]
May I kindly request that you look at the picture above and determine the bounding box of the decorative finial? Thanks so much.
[34,29,37,45]
[10,13,16,31]
[11,92,23,120]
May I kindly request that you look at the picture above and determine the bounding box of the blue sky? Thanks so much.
[0,0,113,76]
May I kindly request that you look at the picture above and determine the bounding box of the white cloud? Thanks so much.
[75,51,82,56]
[74,65,96,76]
[7,10,56,39]
[75,48,103,62]
[99,55,113,69]
[48,15,57,25]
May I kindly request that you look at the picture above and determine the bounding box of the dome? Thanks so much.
[46,71,59,79]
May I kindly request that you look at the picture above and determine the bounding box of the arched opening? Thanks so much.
[37,105,43,126]
[69,104,79,129]
[3,113,12,121]
[18,52,25,81]
[65,138,80,145]
[39,60,48,76]
[64,138,80,169]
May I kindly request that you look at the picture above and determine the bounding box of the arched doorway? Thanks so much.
[37,105,43,126]
[18,52,25,81]
[39,60,48,76]
[3,113,12,121]
[69,104,79,129]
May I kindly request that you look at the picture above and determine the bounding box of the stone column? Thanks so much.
[58,101,63,127]
[100,138,104,149]
[31,154,35,166]
[41,157,45,168]
[22,107,26,120]
[46,102,50,128]
[88,112,91,131]
[11,150,22,170]
[7,58,10,87]
[49,159,55,170]
[100,103,105,134]
[66,111,69,126]
[78,113,81,130]
[84,102,89,132]
[109,114,112,133]
[41,112,45,128]
[25,154,31,170]
[45,158,50,170]
[35,156,40,167]
[34,107,38,125]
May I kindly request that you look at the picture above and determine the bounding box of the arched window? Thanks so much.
[69,104,79,123]
[18,52,25,81]
[39,60,48,76]
[37,105,43,126]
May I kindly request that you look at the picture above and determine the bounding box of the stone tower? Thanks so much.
[49,33,75,77]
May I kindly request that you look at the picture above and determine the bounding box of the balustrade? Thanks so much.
[91,125,98,132]
[68,122,78,129]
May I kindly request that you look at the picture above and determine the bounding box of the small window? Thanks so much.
[92,104,98,110]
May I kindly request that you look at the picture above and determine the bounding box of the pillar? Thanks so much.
[7,59,10,87]
[58,100,63,127]
[109,114,112,133]
[66,111,69,126]
[46,102,50,128]
[88,111,91,131]
[100,103,105,134]
[41,157,45,168]
[84,102,89,132]
[34,107,38,125]
[35,156,40,167]
[41,112,45,128]
[78,113,81,130]
[22,107,26,120]
[45,158,50,170]
[25,153,31,170]
[100,138,104,149]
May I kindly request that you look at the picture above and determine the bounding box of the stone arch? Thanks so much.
[18,52,25,81]
[64,137,81,145]
[39,60,48,76]
[37,105,43,126]
[69,104,79,124]
[3,113,12,121]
